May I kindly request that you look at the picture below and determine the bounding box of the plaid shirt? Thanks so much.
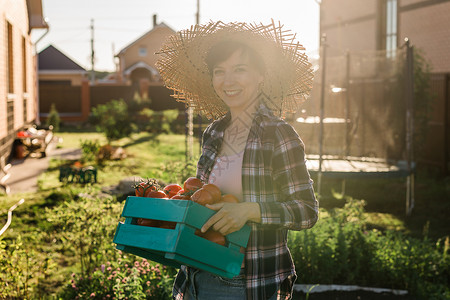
[173,103,319,300]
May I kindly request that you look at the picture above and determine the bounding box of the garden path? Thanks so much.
[7,138,81,194]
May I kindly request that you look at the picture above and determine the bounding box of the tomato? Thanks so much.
[191,188,216,206]
[195,229,226,246]
[221,194,240,203]
[183,177,203,193]
[146,190,168,199]
[134,179,159,197]
[163,184,183,198]
[136,218,160,227]
[170,194,190,200]
[159,221,177,229]
[202,184,222,202]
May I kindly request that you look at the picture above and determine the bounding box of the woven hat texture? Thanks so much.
[156,20,314,120]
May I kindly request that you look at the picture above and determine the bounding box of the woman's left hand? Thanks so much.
[201,202,261,235]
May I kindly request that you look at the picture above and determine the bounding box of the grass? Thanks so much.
[0,129,448,298]
[315,175,450,241]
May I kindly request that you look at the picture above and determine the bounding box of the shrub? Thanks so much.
[59,252,176,299]
[45,195,123,276]
[140,109,182,134]
[46,103,60,132]
[289,198,450,299]
[90,99,135,143]
[80,139,101,163]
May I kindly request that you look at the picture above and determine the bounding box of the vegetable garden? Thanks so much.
[0,130,449,299]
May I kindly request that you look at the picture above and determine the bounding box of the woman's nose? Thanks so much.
[223,71,236,84]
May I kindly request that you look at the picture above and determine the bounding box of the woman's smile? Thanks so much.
[212,50,263,115]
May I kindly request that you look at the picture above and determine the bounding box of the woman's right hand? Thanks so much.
[201,202,261,235]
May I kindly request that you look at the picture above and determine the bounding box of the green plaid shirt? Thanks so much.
[174,102,319,300]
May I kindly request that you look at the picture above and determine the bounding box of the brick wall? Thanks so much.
[399,1,450,73]
[321,0,378,54]
[0,0,38,160]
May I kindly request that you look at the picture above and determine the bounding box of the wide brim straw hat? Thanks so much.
[156,20,314,120]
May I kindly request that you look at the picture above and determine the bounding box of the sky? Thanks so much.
[33,0,320,72]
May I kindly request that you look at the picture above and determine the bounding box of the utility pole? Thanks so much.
[196,0,200,25]
[90,18,95,85]
[186,0,200,161]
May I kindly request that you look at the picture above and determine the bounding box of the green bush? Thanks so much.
[90,99,135,143]
[80,139,101,163]
[140,109,182,134]
[45,195,123,276]
[289,198,450,299]
[46,103,60,132]
[59,252,176,299]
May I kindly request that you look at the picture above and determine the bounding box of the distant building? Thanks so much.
[38,44,89,122]
[116,17,175,87]
[318,0,450,174]
[0,0,48,162]
[114,16,184,111]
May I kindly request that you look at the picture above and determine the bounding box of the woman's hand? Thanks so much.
[201,202,261,236]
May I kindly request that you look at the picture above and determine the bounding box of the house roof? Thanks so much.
[38,45,86,71]
[124,61,158,76]
[117,22,175,56]
[26,0,49,32]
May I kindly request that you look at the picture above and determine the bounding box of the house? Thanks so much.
[115,16,184,111]
[0,0,48,162]
[38,44,89,122]
[314,0,450,174]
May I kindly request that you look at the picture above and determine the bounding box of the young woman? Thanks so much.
[157,21,319,300]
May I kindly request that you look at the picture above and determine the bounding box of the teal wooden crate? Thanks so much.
[113,196,251,278]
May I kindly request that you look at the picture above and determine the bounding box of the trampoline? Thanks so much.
[295,39,415,215]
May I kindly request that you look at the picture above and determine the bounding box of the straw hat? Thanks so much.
[156,20,314,120]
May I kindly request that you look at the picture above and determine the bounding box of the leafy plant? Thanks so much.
[289,198,450,299]
[80,139,101,163]
[46,103,61,132]
[45,194,122,277]
[90,99,136,143]
[59,251,176,299]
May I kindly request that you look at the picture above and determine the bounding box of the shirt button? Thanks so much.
[217,158,221,163]
[214,165,218,169]
[211,172,215,176]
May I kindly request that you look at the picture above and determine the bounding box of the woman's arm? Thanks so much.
[258,123,319,231]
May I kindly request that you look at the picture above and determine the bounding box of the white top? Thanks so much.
[208,151,244,202]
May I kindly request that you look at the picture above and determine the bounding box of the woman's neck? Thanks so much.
[229,100,258,127]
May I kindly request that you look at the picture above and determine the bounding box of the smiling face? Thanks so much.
[211,49,264,114]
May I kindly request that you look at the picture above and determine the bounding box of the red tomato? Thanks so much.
[170,194,190,200]
[202,184,222,203]
[163,184,183,198]
[195,229,226,246]
[221,194,240,203]
[136,218,160,227]
[159,221,177,229]
[183,177,203,193]
[191,188,215,206]
[146,190,168,199]
[134,181,157,197]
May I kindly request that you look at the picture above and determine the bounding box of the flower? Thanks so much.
[101,264,106,273]
[90,292,96,297]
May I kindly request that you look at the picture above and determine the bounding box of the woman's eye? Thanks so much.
[213,69,224,76]
[235,67,247,73]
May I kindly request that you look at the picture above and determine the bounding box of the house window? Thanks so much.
[385,0,397,58]
[7,22,13,94]
[139,46,147,57]
[22,36,27,93]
